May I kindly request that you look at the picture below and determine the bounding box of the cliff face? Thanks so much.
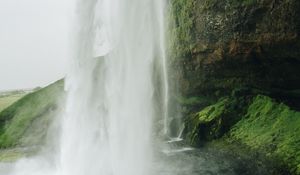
[170,0,300,108]
[169,0,300,174]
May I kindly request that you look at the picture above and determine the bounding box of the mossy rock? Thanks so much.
[185,95,250,145]
[185,98,228,145]
[168,0,196,58]
[184,94,300,173]
[175,95,217,113]
[229,95,300,174]
[169,0,300,110]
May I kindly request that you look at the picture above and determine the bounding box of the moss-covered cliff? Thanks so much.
[170,0,300,174]
[183,94,300,174]
[170,0,300,108]
[230,95,300,174]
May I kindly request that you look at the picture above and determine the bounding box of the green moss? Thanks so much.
[200,0,257,12]
[200,0,219,10]
[185,98,235,145]
[196,98,228,122]
[167,0,259,63]
[229,0,257,7]
[184,94,300,173]
[168,0,196,58]
[0,93,26,112]
[229,95,300,174]
[0,80,64,148]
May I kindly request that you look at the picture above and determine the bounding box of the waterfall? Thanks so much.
[59,0,167,175]
[1,0,275,175]
[4,0,168,174]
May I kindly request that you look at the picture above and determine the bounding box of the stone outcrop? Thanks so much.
[169,0,300,174]
[170,0,300,109]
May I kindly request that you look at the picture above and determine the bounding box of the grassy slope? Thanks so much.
[0,93,27,112]
[229,95,300,174]
[186,95,300,174]
[0,80,64,148]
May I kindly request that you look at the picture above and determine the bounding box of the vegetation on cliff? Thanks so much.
[0,0,298,173]
[169,0,300,173]
[230,95,300,174]
[170,0,300,108]
[182,94,300,174]
[0,80,64,148]
[169,0,196,58]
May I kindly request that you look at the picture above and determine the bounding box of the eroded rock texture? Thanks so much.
[170,0,300,109]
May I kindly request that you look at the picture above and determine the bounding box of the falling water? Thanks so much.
[1,0,167,174]
[0,1,277,175]
[59,0,167,175]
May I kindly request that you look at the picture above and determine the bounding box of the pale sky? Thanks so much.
[0,0,74,91]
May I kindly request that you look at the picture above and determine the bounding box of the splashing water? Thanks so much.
[0,1,277,175]
[59,0,167,174]
[5,0,168,175]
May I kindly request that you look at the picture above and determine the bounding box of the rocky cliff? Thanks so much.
[170,0,300,107]
[169,0,300,174]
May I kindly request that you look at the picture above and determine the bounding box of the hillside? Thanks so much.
[0,91,28,112]
[0,0,299,173]
[0,80,64,161]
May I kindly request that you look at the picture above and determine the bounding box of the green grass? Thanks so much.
[229,95,300,174]
[0,94,26,112]
[185,94,300,173]
[169,0,196,58]
[0,80,64,148]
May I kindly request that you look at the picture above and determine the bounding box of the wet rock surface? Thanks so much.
[169,0,300,174]
[170,0,300,109]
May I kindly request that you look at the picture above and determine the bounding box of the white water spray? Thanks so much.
[0,1,268,175]
[4,0,168,175]
[59,0,167,174]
